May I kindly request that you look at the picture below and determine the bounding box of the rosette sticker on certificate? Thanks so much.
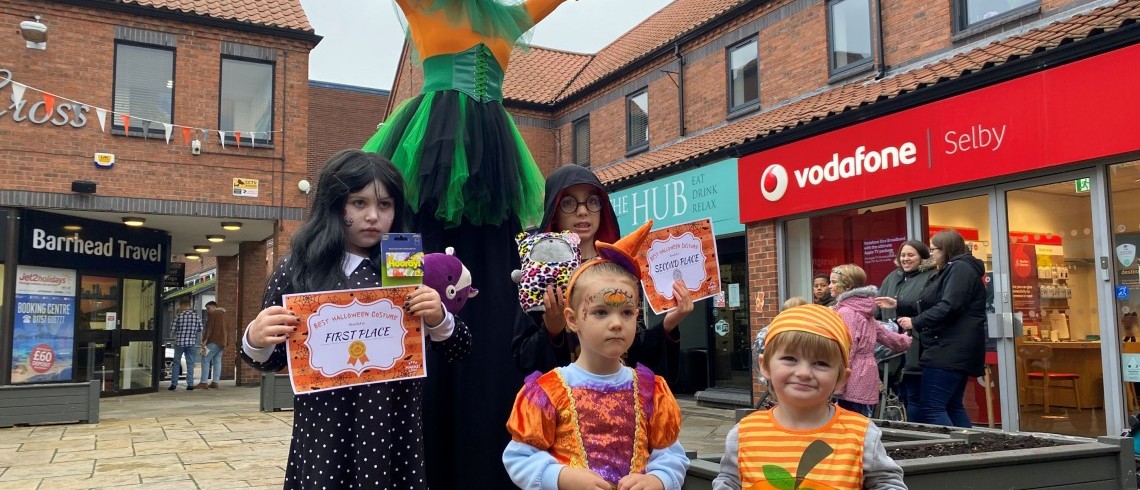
[638,218,721,314]
[283,286,425,394]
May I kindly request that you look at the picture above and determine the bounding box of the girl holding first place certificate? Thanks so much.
[240,149,472,489]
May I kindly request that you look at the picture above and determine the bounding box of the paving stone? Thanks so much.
[54,447,136,463]
[0,448,55,466]
[38,474,142,489]
[19,438,96,452]
[93,453,183,478]
[1,459,93,480]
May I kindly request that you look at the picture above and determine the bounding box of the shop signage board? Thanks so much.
[739,43,1140,222]
[20,210,169,276]
[609,158,742,235]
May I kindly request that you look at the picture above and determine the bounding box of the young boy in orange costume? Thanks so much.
[713,304,906,490]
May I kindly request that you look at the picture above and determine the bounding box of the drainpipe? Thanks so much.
[875,0,887,79]
[675,43,686,137]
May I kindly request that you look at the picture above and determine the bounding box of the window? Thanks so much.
[113,43,174,136]
[220,57,274,144]
[957,0,1036,30]
[626,89,649,152]
[727,38,759,113]
[827,0,874,75]
[572,116,590,167]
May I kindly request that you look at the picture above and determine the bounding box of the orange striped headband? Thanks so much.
[766,304,852,357]
[564,220,653,305]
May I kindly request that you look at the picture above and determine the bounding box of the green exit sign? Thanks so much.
[1075,178,1090,193]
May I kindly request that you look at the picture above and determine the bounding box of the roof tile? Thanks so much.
[596,0,1140,185]
[118,0,313,32]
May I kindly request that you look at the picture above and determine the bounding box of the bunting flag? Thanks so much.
[10,82,25,105]
[42,93,55,115]
[0,73,282,148]
[95,108,108,133]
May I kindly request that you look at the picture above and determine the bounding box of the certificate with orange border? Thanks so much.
[638,218,721,314]
[283,286,425,394]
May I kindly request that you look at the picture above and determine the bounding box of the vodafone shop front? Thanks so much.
[736,41,1140,437]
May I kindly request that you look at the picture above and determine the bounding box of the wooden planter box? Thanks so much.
[0,380,100,427]
[683,422,1137,489]
[259,372,294,412]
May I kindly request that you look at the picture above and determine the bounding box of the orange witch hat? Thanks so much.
[565,220,653,304]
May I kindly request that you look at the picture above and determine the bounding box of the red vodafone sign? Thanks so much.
[739,42,1140,222]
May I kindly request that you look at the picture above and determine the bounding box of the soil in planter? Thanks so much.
[886,432,1064,460]
[877,420,955,434]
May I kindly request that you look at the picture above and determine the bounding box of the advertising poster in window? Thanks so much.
[283,286,425,395]
[1009,243,1041,334]
[11,266,77,383]
[1115,233,1140,341]
[638,218,721,314]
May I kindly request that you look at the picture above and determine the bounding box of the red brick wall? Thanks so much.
[235,239,271,385]
[759,6,828,107]
[0,2,311,212]
[882,0,952,67]
[216,255,240,380]
[747,221,778,404]
[0,1,311,387]
[307,84,390,197]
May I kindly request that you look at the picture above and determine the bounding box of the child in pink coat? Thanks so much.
[829,264,912,417]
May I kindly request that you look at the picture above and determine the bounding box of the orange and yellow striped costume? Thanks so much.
[737,407,870,490]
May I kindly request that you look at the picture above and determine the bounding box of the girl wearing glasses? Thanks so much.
[513,165,694,377]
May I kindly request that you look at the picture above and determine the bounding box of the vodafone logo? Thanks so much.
[760,164,789,202]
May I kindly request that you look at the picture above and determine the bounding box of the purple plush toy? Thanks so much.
[422,246,478,314]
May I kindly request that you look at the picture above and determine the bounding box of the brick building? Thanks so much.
[386,0,1140,437]
[0,0,318,393]
[306,80,390,199]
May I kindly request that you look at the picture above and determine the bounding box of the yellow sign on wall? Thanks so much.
[233,178,259,197]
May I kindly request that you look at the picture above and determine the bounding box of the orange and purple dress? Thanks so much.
[504,363,689,489]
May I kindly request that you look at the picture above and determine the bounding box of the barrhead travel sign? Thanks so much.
[738,42,1140,222]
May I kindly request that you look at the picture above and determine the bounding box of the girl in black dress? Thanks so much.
[240,149,472,489]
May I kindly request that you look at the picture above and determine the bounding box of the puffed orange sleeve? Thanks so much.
[525,0,570,26]
[506,372,558,449]
[648,375,682,450]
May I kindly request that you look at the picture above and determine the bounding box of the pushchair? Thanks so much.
[872,344,907,421]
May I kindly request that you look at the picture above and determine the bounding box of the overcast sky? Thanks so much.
[300,0,674,91]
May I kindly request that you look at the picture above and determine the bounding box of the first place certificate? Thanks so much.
[283,286,425,395]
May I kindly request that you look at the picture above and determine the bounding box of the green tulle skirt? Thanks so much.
[362,90,545,228]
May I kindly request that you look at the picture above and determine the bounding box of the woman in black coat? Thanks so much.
[874,240,937,419]
[897,230,987,428]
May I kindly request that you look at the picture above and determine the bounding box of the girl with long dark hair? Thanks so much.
[240,149,472,489]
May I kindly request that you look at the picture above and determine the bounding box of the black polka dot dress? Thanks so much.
[241,257,472,489]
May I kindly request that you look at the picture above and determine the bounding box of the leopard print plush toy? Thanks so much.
[510,231,581,312]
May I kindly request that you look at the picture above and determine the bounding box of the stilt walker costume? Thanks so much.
[361,1,574,488]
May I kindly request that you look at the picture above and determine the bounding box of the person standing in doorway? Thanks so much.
[169,298,203,391]
[197,301,228,389]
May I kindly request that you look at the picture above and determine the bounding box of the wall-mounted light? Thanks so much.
[63,224,82,231]
[298,180,311,195]
[206,234,225,243]
[184,253,201,261]
[122,216,145,227]
[221,221,243,231]
[20,15,47,50]
[193,245,211,253]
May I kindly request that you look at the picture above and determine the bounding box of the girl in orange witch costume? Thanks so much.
[713,305,907,490]
[362,1,581,488]
[503,221,690,490]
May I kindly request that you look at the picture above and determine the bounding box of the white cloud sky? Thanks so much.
[301,0,674,90]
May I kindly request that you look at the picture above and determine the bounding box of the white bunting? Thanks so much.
[95,108,108,133]
[219,130,226,148]
[163,123,173,144]
[10,82,25,105]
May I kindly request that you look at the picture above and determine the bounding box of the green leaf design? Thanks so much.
[761,465,796,490]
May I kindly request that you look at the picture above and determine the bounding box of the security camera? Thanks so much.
[298,180,311,194]
[20,16,47,45]
[191,139,201,155]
